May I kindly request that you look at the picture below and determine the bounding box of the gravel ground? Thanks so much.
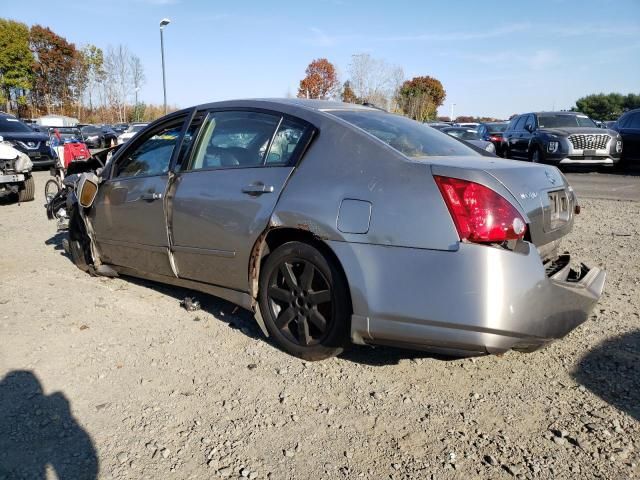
[0,171,638,480]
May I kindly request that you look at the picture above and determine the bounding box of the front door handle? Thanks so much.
[242,184,274,195]
[141,192,163,201]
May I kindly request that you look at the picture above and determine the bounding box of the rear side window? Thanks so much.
[331,110,478,158]
[266,117,308,165]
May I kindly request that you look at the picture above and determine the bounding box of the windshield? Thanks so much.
[331,110,478,158]
[538,114,597,129]
[0,116,32,133]
[486,123,508,133]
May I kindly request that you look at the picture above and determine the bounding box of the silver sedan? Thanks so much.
[61,99,605,360]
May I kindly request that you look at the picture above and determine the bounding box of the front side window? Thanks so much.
[513,116,527,130]
[189,111,281,170]
[114,121,184,179]
[331,110,478,158]
[524,115,535,131]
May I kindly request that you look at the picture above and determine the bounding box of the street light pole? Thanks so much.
[159,18,171,115]
[450,103,456,122]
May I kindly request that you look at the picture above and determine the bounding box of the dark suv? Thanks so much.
[502,112,622,167]
[613,108,640,165]
[0,113,55,168]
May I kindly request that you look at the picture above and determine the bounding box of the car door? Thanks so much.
[90,113,190,276]
[619,112,640,160]
[169,109,315,291]
[521,114,535,156]
[506,116,524,157]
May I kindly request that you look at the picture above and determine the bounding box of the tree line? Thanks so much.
[573,93,640,121]
[0,18,168,124]
[296,54,446,122]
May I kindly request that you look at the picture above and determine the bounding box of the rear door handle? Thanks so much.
[141,192,162,201]
[242,184,274,195]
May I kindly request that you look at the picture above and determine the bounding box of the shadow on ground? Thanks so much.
[572,330,640,421]
[0,370,98,479]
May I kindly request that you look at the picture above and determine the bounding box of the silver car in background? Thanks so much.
[117,122,149,145]
[441,126,496,153]
[60,99,605,360]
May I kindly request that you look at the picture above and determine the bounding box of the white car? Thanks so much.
[117,123,148,145]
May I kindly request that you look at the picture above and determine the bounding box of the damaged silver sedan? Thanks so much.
[52,99,605,360]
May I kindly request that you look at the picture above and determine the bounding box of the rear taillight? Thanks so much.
[489,135,502,142]
[434,175,527,243]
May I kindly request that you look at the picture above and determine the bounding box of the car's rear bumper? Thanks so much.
[328,241,605,355]
[557,156,618,166]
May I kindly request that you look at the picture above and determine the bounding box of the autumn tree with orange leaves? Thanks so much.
[297,58,338,100]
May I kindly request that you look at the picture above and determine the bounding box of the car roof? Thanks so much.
[190,98,379,114]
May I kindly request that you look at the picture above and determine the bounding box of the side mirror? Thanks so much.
[525,124,535,133]
[77,173,99,208]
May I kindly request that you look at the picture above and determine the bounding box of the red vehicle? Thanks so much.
[45,128,92,201]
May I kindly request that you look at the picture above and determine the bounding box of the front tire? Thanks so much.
[530,147,543,163]
[258,241,350,360]
[44,178,61,203]
[18,175,35,202]
[68,207,93,272]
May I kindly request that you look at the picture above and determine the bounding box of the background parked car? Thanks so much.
[454,122,479,129]
[111,123,129,135]
[117,122,149,144]
[501,111,622,167]
[0,113,55,168]
[441,126,496,153]
[477,122,509,156]
[425,121,452,130]
[81,125,118,148]
[613,108,640,164]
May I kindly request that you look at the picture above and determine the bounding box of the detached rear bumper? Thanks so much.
[328,241,605,355]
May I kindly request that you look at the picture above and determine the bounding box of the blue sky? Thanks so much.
[3,0,639,119]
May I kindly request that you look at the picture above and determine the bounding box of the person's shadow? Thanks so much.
[572,330,640,421]
[0,370,98,479]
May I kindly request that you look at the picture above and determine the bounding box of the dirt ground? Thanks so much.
[1,171,638,480]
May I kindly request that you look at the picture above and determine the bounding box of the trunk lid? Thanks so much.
[428,156,576,248]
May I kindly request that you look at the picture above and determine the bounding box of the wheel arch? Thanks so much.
[248,226,354,336]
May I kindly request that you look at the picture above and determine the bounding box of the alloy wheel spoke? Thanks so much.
[307,309,327,332]
[297,316,311,345]
[269,286,294,303]
[275,306,296,329]
[300,262,314,290]
[308,289,330,305]
[280,263,298,289]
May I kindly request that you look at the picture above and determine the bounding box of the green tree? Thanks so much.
[0,19,34,114]
[573,93,640,120]
[397,76,446,122]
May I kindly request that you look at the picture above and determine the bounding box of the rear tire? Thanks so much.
[258,241,350,360]
[18,175,35,202]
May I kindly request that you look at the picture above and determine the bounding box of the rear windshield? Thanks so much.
[538,114,596,129]
[0,116,32,133]
[331,110,478,158]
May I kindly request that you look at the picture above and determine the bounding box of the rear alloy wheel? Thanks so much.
[258,241,350,360]
[18,175,35,202]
